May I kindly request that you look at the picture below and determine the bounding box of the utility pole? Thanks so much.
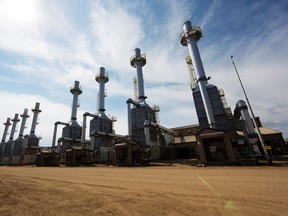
[231,55,273,165]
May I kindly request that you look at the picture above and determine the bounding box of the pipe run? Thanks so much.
[52,121,69,147]
[81,112,98,143]
[144,120,175,146]
[57,137,82,153]
[126,98,140,137]
[91,131,125,138]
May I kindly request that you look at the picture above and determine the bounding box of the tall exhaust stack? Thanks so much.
[1,118,11,143]
[30,102,41,136]
[12,109,30,156]
[9,114,20,142]
[96,67,109,116]
[130,48,147,104]
[70,81,82,124]
[180,21,215,128]
[18,109,29,138]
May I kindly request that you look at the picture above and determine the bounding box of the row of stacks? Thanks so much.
[39,48,174,166]
[1,20,287,166]
[0,103,41,165]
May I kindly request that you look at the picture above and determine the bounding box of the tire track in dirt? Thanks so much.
[1,166,288,215]
[196,173,242,216]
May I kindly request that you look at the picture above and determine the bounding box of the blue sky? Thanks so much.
[1,0,288,146]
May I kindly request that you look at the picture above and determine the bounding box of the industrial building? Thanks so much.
[0,20,287,166]
[113,48,175,166]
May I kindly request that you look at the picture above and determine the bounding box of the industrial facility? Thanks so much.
[0,20,287,166]
[0,102,42,165]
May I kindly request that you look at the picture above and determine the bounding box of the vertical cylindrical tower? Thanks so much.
[96,67,109,115]
[30,102,41,135]
[1,118,11,143]
[70,81,82,122]
[81,114,87,143]
[180,21,215,127]
[130,48,147,104]
[18,109,29,138]
[9,114,20,141]
[52,123,58,148]
[127,101,132,137]
[236,100,256,135]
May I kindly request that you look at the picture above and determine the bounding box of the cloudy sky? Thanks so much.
[1,0,288,146]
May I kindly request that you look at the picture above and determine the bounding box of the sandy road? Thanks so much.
[0,165,287,216]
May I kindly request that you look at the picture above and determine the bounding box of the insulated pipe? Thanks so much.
[236,100,255,135]
[18,109,29,138]
[81,112,98,143]
[70,81,82,122]
[30,102,41,135]
[146,121,175,136]
[58,137,82,152]
[180,21,216,128]
[127,102,132,137]
[1,118,11,143]
[130,48,147,104]
[91,131,125,138]
[61,137,81,142]
[144,120,150,146]
[126,98,139,137]
[57,138,62,153]
[9,113,20,141]
[144,120,175,144]
[96,67,109,115]
[82,115,87,143]
[52,121,69,147]
[144,120,176,148]
[127,98,139,106]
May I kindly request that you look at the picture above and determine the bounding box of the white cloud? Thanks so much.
[0,0,287,143]
[198,0,220,30]
[90,1,145,72]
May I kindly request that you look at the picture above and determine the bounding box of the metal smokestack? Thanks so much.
[96,67,109,115]
[130,48,147,104]
[18,109,29,138]
[1,118,11,143]
[70,81,82,123]
[30,102,41,135]
[180,21,216,127]
[9,114,20,141]
[236,100,256,135]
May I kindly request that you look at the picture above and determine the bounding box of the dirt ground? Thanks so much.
[0,163,287,216]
